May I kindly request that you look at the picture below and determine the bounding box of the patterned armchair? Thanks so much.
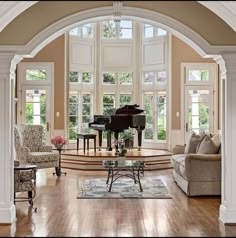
[14,124,59,177]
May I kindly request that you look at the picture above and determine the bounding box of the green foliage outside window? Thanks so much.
[119,73,132,84]
[26,70,46,81]
[103,21,116,38]
[103,73,115,84]
[69,72,78,82]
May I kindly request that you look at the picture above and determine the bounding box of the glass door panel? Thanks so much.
[22,86,51,144]
[185,86,213,142]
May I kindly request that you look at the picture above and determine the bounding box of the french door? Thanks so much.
[182,63,217,143]
[184,85,214,141]
[17,62,54,144]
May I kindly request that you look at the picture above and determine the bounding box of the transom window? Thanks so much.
[102,20,133,39]
[69,71,93,83]
[144,71,167,85]
[69,23,93,38]
[103,72,133,85]
[144,24,167,38]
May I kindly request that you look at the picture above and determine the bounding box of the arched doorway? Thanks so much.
[0,4,235,225]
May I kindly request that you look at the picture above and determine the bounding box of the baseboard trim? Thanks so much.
[0,204,16,224]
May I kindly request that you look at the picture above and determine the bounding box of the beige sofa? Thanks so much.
[171,143,221,196]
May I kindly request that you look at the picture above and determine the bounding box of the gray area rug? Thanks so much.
[77,177,172,199]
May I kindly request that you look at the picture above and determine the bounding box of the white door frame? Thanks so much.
[181,62,218,143]
[17,62,54,144]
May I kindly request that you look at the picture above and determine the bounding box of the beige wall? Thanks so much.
[171,35,215,129]
[23,35,65,129]
[0,1,236,46]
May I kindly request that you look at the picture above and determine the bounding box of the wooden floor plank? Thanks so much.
[0,168,235,237]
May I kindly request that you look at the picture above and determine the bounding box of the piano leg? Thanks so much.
[107,131,113,151]
[114,132,119,152]
[98,131,102,151]
[137,128,142,151]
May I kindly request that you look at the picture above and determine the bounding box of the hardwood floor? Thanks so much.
[1,168,236,237]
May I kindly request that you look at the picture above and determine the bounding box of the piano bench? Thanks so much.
[77,133,97,153]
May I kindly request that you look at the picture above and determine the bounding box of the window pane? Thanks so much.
[120,29,132,39]
[103,73,115,84]
[69,27,80,36]
[144,72,154,84]
[144,24,154,38]
[157,28,167,36]
[120,94,132,106]
[103,94,115,114]
[69,71,79,82]
[103,21,116,38]
[120,20,132,28]
[189,70,209,81]
[157,71,166,85]
[25,90,46,126]
[26,70,46,81]
[82,72,92,83]
[188,90,210,134]
[82,24,93,38]
[119,73,132,84]
[143,93,154,140]
[69,116,78,140]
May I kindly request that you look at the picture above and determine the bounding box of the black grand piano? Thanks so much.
[89,104,146,151]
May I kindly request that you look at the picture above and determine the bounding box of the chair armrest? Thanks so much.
[39,145,53,152]
[172,145,185,155]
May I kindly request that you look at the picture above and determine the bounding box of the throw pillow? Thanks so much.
[184,132,202,154]
[196,135,220,154]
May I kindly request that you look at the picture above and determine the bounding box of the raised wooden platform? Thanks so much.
[61,148,173,171]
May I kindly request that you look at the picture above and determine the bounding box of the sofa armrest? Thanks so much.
[185,154,221,161]
[184,154,221,181]
[172,145,185,155]
[39,145,52,152]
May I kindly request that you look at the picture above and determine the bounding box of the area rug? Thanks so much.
[77,177,172,199]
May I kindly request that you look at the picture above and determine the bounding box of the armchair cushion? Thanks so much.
[29,152,59,163]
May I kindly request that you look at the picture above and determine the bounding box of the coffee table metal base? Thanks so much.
[106,167,144,192]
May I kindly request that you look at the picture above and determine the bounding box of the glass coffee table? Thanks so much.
[102,160,145,192]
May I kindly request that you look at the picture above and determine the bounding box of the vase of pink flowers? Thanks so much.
[51,136,66,150]
[113,139,127,157]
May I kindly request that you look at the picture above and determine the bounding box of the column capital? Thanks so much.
[0,53,23,75]
[221,52,236,74]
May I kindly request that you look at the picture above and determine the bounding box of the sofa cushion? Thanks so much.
[196,135,220,154]
[171,154,187,179]
[184,132,202,154]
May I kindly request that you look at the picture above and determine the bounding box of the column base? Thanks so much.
[0,204,16,224]
[219,204,236,224]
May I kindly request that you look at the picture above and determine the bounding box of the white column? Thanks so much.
[217,53,236,224]
[0,54,19,224]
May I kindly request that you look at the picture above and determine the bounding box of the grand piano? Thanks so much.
[89,104,146,151]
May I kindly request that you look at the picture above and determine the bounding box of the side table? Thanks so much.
[14,164,38,212]
[53,148,67,176]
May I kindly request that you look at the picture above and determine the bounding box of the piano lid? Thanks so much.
[115,104,144,115]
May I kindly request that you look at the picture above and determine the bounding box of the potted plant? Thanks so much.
[121,128,134,149]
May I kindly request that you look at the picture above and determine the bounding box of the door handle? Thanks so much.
[185,122,188,132]
[47,122,50,132]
